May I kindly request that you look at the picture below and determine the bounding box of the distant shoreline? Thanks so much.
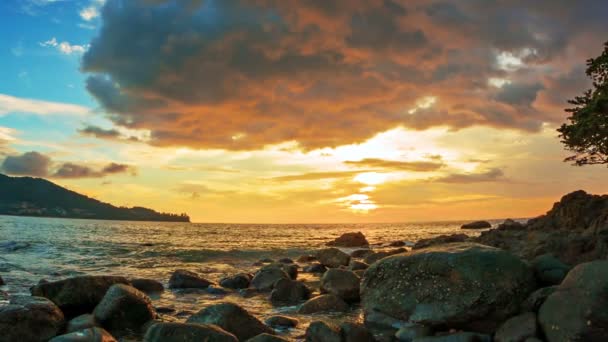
[0,213,190,223]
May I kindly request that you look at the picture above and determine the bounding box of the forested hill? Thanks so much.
[0,174,190,222]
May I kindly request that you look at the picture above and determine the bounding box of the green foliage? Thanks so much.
[557,41,608,166]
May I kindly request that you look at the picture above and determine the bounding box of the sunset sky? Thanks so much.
[1,0,607,223]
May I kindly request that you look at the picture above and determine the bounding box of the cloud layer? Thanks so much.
[82,0,606,151]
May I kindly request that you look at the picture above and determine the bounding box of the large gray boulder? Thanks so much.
[187,302,273,341]
[143,322,237,342]
[316,248,350,268]
[361,243,536,333]
[49,327,117,342]
[0,295,65,342]
[539,260,608,341]
[93,284,156,337]
[30,275,129,317]
[320,268,361,302]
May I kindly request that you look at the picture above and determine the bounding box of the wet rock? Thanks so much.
[395,323,433,341]
[316,248,351,268]
[461,221,491,229]
[143,322,237,342]
[494,312,538,342]
[0,295,64,342]
[265,315,298,328]
[278,258,294,264]
[340,322,375,342]
[168,269,212,289]
[297,255,317,263]
[247,333,290,342]
[298,294,349,314]
[361,243,536,333]
[270,278,311,306]
[539,260,608,341]
[67,314,98,333]
[30,275,129,317]
[220,273,252,289]
[303,263,327,274]
[327,232,369,247]
[413,234,470,250]
[520,286,557,313]
[306,321,341,342]
[49,327,117,342]
[187,302,273,341]
[130,278,164,294]
[351,249,373,258]
[348,260,369,271]
[531,254,570,285]
[320,268,360,302]
[414,332,491,342]
[93,284,156,337]
[251,267,290,291]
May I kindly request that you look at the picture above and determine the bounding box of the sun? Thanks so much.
[354,172,388,185]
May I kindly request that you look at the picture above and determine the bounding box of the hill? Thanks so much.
[0,173,189,222]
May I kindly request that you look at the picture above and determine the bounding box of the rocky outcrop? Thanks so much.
[143,322,237,342]
[168,270,212,289]
[0,295,65,342]
[93,284,156,337]
[320,269,360,302]
[327,232,369,247]
[476,190,608,265]
[298,294,349,314]
[361,243,536,333]
[187,302,273,341]
[49,327,117,342]
[270,278,311,306]
[539,260,608,341]
[30,275,129,317]
[461,220,492,229]
[316,248,351,268]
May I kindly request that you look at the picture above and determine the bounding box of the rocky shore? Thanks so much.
[1,190,608,341]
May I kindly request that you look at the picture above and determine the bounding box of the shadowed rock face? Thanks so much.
[186,302,273,341]
[30,276,130,318]
[361,242,536,334]
[476,190,608,265]
[143,322,237,342]
[93,284,156,337]
[0,295,65,342]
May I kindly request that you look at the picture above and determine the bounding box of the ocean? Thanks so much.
[0,215,499,339]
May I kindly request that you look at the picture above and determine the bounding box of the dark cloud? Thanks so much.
[344,158,443,171]
[0,151,135,179]
[79,125,121,139]
[1,151,51,177]
[434,168,505,183]
[81,0,608,150]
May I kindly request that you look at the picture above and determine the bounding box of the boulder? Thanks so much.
[297,255,317,263]
[168,269,212,289]
[348,260,369,271]
[260,263,298,280]
[531,254,570,285]
[187,302,273,341]
[247,334,290,342]
[251,267,290,291]
[303,263,327,274]
[298,294,349,314]
[363,248,407,265]
[0,295,65,342]
[93,284,156,337]
[340,322,375,342]
[220,273,252,289]
[395,323,433,341]
[67,314,98,333]
[494,312,538,342]
[327,232,369,247]
[306,321,341,342]
[413,234,470,250]
[539,260,608,341]
[361,243,536,333]
[265,315,298,328]
[30,275,129,317]
[351,249,373,258]
[49,327,117,342]
[316,248,350,268]
[520,286,557,313]
[270,279,311,306]
[143,322,237,342]
[461,221,492,229]
[130,279,164,293]
[320,269,361,302]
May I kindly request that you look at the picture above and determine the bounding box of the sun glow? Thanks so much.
[337,193,378,212]
[354,172,389,185]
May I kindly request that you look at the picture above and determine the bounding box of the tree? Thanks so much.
[557,41,608,166]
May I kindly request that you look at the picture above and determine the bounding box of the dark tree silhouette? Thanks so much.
[558,41,608,166]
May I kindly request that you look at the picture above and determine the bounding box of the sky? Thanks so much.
[1,0,607,223]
